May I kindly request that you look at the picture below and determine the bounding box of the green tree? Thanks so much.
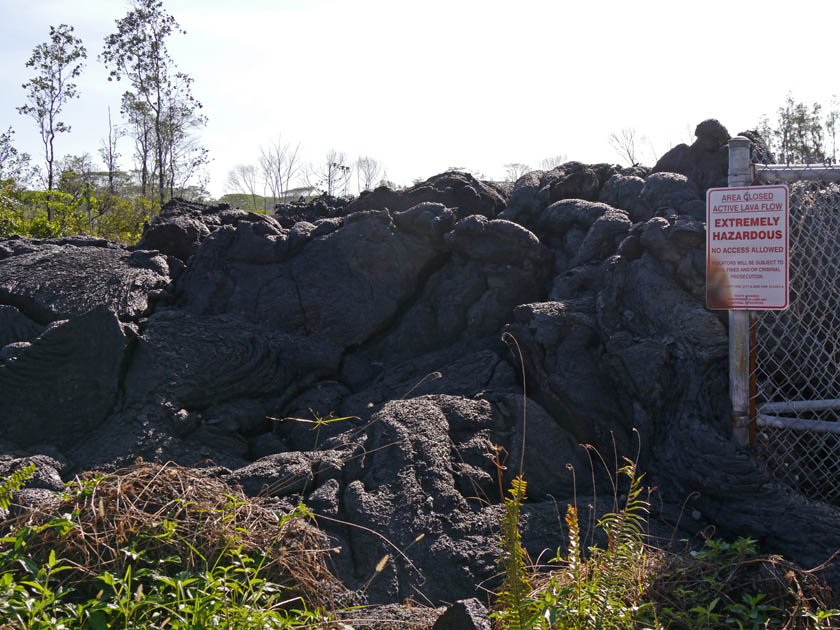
[101,0,207,206]
[57,153,95,198]
[766,93,825,162]
[159,73,209,199]
[0,127,32,186]
[0,129,35,237]
[17,24,87,212]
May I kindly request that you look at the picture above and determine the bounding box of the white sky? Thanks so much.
[2,0,838,198]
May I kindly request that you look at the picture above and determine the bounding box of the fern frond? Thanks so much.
[589,458,649,628]
[0,463,37,511]
[600,460,648,554]
[494,475,540,629]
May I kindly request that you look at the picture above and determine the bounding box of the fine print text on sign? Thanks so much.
[706,185,789,310]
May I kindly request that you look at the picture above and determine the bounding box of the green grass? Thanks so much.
[0,538,322,629]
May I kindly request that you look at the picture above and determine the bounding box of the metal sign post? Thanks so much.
[727,137,754,446]
[716,138,790,446]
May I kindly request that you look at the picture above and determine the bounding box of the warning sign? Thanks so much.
[706,185,789,310]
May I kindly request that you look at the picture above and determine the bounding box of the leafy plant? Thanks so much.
[0,463,37,511]
[801,607,840,629]
[0,185,153,243]
[0,536,325,628]
[643,536,784,629]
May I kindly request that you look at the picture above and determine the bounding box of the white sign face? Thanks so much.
[706,185,789,310]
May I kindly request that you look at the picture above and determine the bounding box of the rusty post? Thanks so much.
[749,311,757,444]
[728,136,753,446]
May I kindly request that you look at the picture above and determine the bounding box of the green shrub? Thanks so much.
[0,184,153,244]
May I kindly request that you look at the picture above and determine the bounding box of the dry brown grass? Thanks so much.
[0,460,343,608]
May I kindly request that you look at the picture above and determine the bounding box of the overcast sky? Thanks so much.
[2,0,838,198]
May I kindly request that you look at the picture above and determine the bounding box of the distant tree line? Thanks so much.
[224,146,388,211]
[758,93,840,163]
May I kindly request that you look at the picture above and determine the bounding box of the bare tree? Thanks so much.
[641,137,662,165]
[356,155,383,192]
[307,150,351,196]
[504,162,531,182]
[99,106,121,195]
[609,128,639,166]
[539,154,567,170]
[166,133,209,200]
[283,141,302,199]
[260,138,301,205]
[825,95,839,162]
[226,163,261,210]
[445,166,485,179]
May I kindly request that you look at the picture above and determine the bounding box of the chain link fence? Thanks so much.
[750,174,840,503]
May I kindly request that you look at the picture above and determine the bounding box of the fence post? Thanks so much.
[728,136,752,446]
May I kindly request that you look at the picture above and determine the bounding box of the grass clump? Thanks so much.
[0,461,343,629]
